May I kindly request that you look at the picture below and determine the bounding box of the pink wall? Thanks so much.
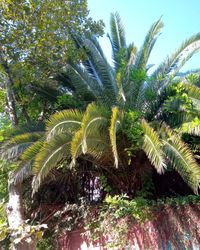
[57,204,200,250]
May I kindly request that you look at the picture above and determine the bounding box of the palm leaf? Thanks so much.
[183,83,200,110]
[134,18,163,71]
[181,120,200,136]
[1,132,44,161]
[141,119,166,174]
[109,12,126,70]
[163,135,200,194]
[12,140,44,184]
[62,64,97,99]
[109,107,122,168]
[110,12,126,51]
[46,109,83,140]
[70,103,109,164]
[82,38,118,105]
[153,32,200,90]
[8,132,43,145]
[32,134,71,193]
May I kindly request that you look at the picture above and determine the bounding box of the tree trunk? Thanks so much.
[0,53,18,126]
[6,174,36,250]
[5,86,18,126]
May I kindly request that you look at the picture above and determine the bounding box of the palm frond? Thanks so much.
[8,132,44,145]
[163,135,200,194]
[134,18,163,71]
[1,132,43,161]
[183,83,200,110]
[70,103,109,164]
[109,107,122,167]
[12,140,44,184]
[109,12,126,70]
[123,43,137,81]
[46,109,83,140]
[32,134,71,193]
[153,33,200,89]
[82,38,118,105]
[181,120,200,136]
[141,119,166,174]
[110,12,126,51]
[62,64,98,99]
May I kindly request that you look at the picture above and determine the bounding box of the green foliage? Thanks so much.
[86,194,200,249]
[123,110,143,149]
[36,236,54,250]
[54,94,84,110]
[99,175,113,194]
[0,0,104,124]
[142,120,166,174]
[163,83,194,114]
[0,89,6,113]
[0,161,15,201]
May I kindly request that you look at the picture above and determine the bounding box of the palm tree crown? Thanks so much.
[2,12,200,195]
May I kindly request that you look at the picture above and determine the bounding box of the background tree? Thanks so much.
[0,1,104,249]
[0,0,104,126]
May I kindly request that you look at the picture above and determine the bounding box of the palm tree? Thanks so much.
[3,13,200,197]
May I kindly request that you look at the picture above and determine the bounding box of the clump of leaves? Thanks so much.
[163,83,193,114]
[54,94,84,110]
[122,111,143,163]
[123,111,143,148]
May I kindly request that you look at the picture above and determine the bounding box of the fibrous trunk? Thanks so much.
[6,175,36,250]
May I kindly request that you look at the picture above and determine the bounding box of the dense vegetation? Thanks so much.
[0,1,200,249]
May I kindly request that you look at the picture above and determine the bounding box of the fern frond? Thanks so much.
[141,119,166,174]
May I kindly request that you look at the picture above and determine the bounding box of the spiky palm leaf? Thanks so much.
[82,38,118,105]
[153,33,200,90]
[109,12,126,70]
[13,141,44,184]
[1,132,44,161]
[70,103,109,164]
[46,109,83,140]
[183,83,200,110]
[109,107,122,167]
[32,134,72,193]
[181,120,200,136]
[162,134,200,194]
[141,119,166,174]
[135,18,163,71]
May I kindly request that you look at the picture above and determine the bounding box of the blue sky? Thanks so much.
[88,0,200,71]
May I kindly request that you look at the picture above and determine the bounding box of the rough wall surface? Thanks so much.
[57,204,200,250]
